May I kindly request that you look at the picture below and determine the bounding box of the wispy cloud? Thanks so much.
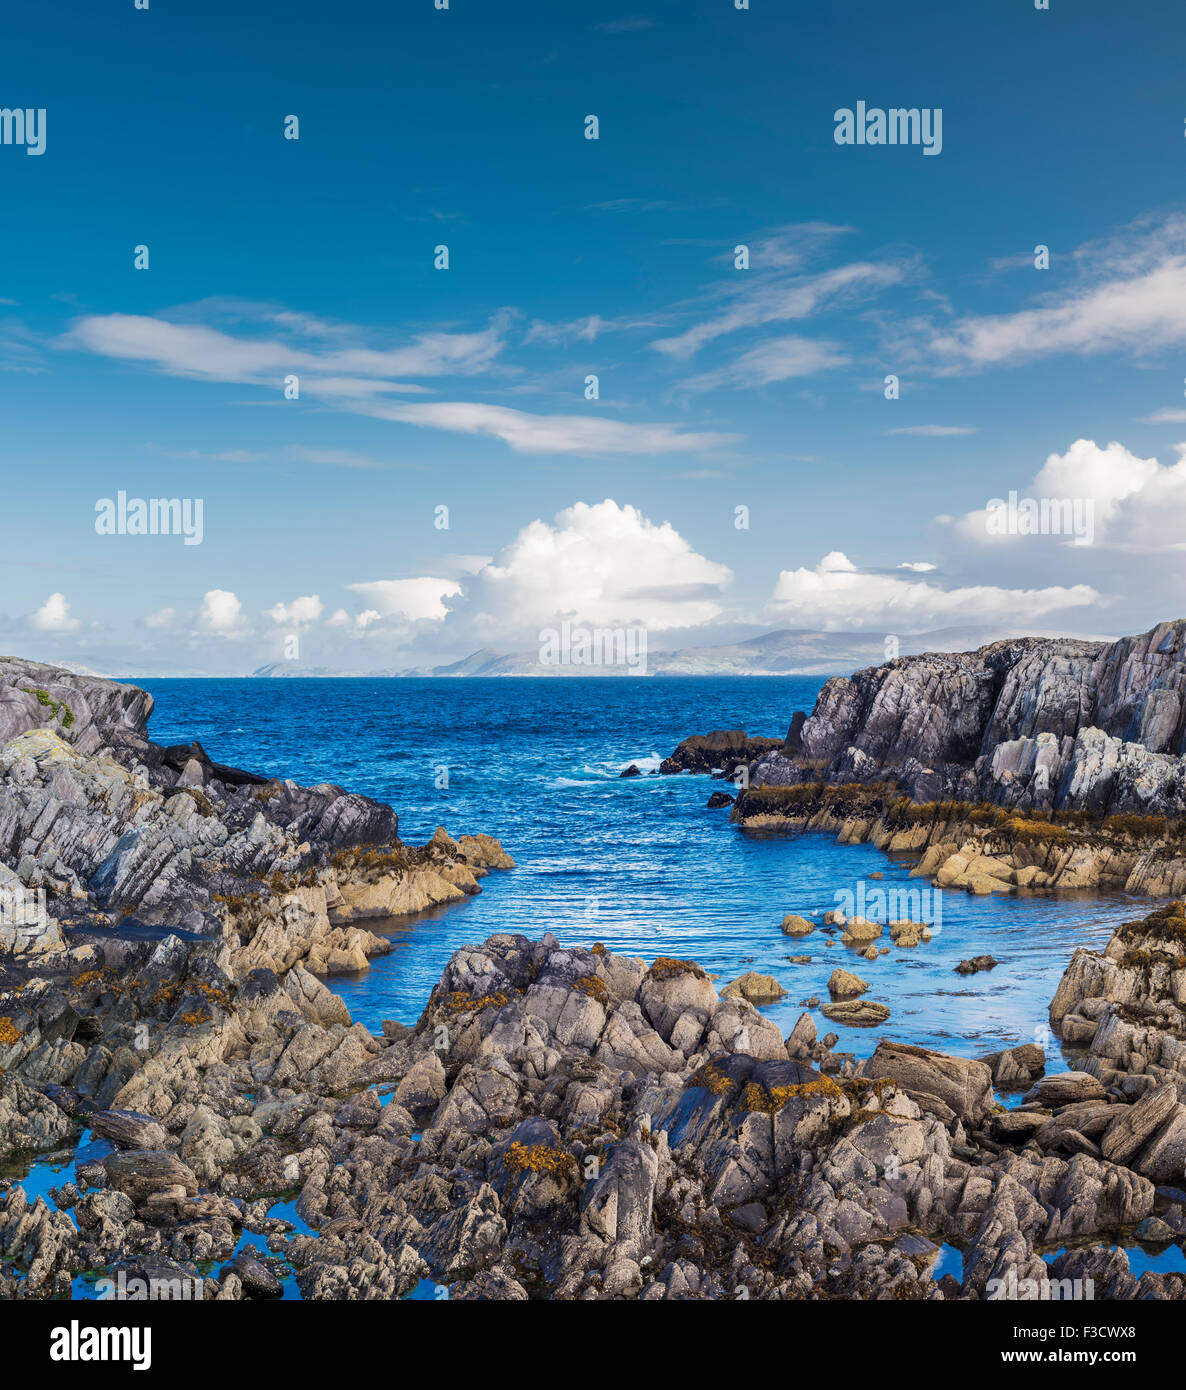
[359,399,737,455]
[922,214,1186,373]
[651,225,907,362]
[61,308,505,391]
[683,334,848,391]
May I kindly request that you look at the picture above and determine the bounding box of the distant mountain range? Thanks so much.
[248,623,1106,679]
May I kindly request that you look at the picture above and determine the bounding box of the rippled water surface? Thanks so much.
[138,676,1139,1063]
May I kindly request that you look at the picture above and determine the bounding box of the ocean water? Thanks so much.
[135,676,1140,1065]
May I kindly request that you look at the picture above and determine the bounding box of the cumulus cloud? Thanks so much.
[954,438,1186,550]
[196,589,246,635]
[452,499,732,633]
[345,578,463,622]
[266,595,324,626]
[29,592,79,632]
[766,551,1097,631]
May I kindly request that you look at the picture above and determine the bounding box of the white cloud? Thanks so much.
[61,304,735,459]
[1138,409,1186,424]
[652,250,906,361]
[345,578,462,622]
[955,438,1186,550]
[523,314,658,344]
[62,309,504,390]
[766,551,1097,630]
[196,589,246,635]
[925,216,1186,372]
[360,400,736,455]
[684,334,848,391]
[452,498,732,633]
[29,592,79,632]
[898,561,936,572]
[266,595,324,627]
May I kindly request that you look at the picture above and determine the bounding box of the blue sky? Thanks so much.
[4,0,1186,674]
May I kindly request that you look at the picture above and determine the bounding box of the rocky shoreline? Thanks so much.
[2,654,1185,1303]
[662,620,1186,901]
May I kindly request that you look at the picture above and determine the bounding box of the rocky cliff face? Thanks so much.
[751,620,1186,816]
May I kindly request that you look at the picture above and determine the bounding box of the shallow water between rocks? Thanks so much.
[139,675,1140,1062]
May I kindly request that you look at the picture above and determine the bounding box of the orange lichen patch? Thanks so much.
[330,845,410,876]
[740,1076,846,1113]
[688,1062,733,1096]
[440,990,509,1015]
[647,956,707,982]
[213,892,264,907]
[1120,947,1186,969]
[180,786,213,817]
[591,942,606,956]
[70,970,105,990]
[572,975,609,1005]
[0,1016,21,1047]
[178,1008,210,1027]
[1002,817,1073,845]
[1118,901,1186,946]
[1104,812,1169,839]
[502,1141,577,1179]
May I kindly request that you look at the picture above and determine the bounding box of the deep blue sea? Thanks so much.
[133,675,1139,1066]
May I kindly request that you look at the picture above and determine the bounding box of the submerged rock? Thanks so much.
[955,955,1000,975]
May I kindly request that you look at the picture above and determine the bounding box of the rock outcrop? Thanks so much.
[745,621,1186,817]
[0,657,513,973]
[660,730,785,777]
[5,912,1183,1301]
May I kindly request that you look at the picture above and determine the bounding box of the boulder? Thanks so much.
[864,1041,993,1128]
[826,969,869,1000]
[719,972,786,1006]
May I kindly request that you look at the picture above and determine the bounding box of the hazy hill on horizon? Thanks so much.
[244,622,1112,680]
